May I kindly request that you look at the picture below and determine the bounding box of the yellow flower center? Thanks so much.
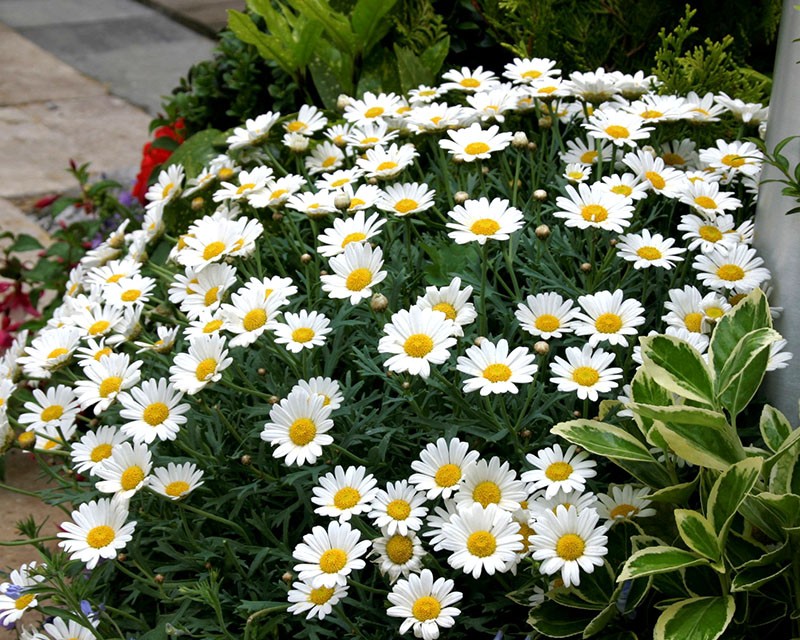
[90,443,113,463]
[377,161,398,172]
[88,320,111,336]
[694,196,717,209]
[698,225,723,242]
[309,586,336,605]
[203,241,226,260]
[319,548,348,574]
[470,218,501,235]
[521,69,542,79]
[535,314,560,332]
[14,593,35,610]
[567,171,586,180]
[322,156,338,168]
[460,78,480,88]
[572,366,600,387]
[204,286,220,307]
[465,141,490,155]
[432,302,457,320]
[270,189,288,201]
[40,405,64,422]
[287,120,305,132]
[291,327,315,343]
[605,125,630,139]
[165,480,190,497]
[640,109,663,119]
[595,312,623,333]
[364,106,384,118]
[717,264,745,281]
[236,182,256,195]
[217,168,235,181]
[556,533,586,560]
[683,312,704,333]
[579,150,598,164]
[106,273,125,283]
[466,530,497,557]
[611,184,632,196]
[581,204,608,222]
[195,358,217,381]
[430,116,443,125]
[243,308,267,332]
[46,348,68,360]
[348,198,366,210]
[17,432,35,448]
[403,334,434,358]
[394,198,419,214]
[636,246,662,261]
[333,487,361,510]
[43,437,61,450]
[143,402,169,426]
[645,171,666,190]
[99,376,122,398]
[483,363,512,382]
[662,152,685,166]
[386,499,412,521]
[721,154,745,168]
[705,306,725,319]
[120,465,144,491]
[385,534,414,564]
[518,520,535,552]
[434,463,461,488]
[120,289,141,302]
[538,85,558,94]
[345,267,373,291]
[289,418,317,445]
[609,503,639,519]
[161,182,175,199]
[472,480,501,507]
[545,461,574,481]
[94,347,112,361]
[203,319,223,333]
[412,596,442,621]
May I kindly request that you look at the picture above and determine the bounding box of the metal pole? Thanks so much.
[754,0,800,421]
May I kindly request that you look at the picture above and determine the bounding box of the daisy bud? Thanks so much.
[573,410,581,417]
[641,145,656,157]
[17,431,35,449]
[402,381,411,390]
[336,94,352,111]
[319,270,328,276]
[300,253,313,264]
[370,293,389,312]
[538,116,552,129]
[520,429,532,438]
[512,131,529,148]
[269,395,280,405]
[609,238,618,246]
[454,191,470,204]
[534,341,550,355]
[272,211,283,222]
[580,262,592,272]
[285,133,309,152]
[240,455,252,466]
[535,224,550,238]
[191,197,204,211]
[205,562,213,569]
[281,572,293,584]
[334,192,351,211]
[527,141,538,152]
[533,189,548,201]
[474,336,485,346]
[218,167,235,181]
[154,574,165,584]
[481,165,490,175]
[117,553,127,562]
[368,177,379,185]
[257,368,266,376]
[109,233,125,249]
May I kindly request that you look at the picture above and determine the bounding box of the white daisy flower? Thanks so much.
[184,311,227,341]
[71,304,125,343]
[596,485,656,523]
[767,339,793,371]
[314,167,365,192]
[372,530,426,584]
[560,138,612,167]
[273,310,332,353]
[117,378,189,444]
[616,228,686,269]
[134,325,180,354]
[102,274,157,308]
[317,211,386,258]
[74,353,143,415]
[386,569,462,640]
[446,196,524,244]
[284,104,328,136]
[699,139,763,180]
[34,617,96,640]
[659,138,699,169]
[621,150,685,197]
[249,174,306,208]
[179,262,238,320]
[439,123,513,162]
[378,307,456,379]
[321,242,387,305]
[344,119,399,150]
[70,425,129,476]
[677,180,742,216]
[409,437,480,500]
[311,465,379,522]
[377,182,436,217]
[212,165,273,204]
[261,389,334,466]
[440,65,500,93]
[693,245,771,294]
[304,141,346,175]
[287,580,348,620]
[522,444,597,499]
[565,68,619,102]
[226,111,281,149]
[369,480,428,536]
[515,292,579,340]
[94,441,152,500]
[530,505,608,587]
[57,497,137,570]
[0,562,46,627]
[553,182,634,233]
[285,189,338,218]
[85,258,142,290]
[144,164,184,213]
[413,277,477,337]
[662,285,730,335]
[549,343,623,401]
[408,84,445,104]
[456,338,538,396]
[356,143,418,179]
[343,91,403,125]
[292,520,371,588]
[294,376,343,411]
[440,502,523,578]
[529,488,599,521]
[464,87,519,123]
[149,462,205,501]
[405,102,467,133]
[503,57,560,84]
[18,384,80,434]
[178,216,264,270]
[455,456,528,511]
[574,289,645,346]
[597,173,649,201]
[33,421,77,452]
[343,183,382,212]
[583,109,654,147]
[677,213,740,254]
[242,275,299,305]
[563,162,591,183]
[623,94,690,123]
[169,334,233,395]
[18,327,82,379]
[220,286,284,348]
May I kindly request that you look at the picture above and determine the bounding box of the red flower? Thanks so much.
[131,118,187,204]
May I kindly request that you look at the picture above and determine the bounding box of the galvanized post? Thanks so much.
[754,0,800,420]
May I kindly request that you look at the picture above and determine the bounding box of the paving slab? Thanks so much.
[0,198,51,245]
[146,0,246,33]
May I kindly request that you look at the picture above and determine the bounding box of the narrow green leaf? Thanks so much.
[653,596,735,640]
[760,404,792,452]
[228,10,296,72]
[709,289,771,375]
[582,602,617,638]
[715,327,780,417]
[290,0,355,54]
[707,457,763,537]
[551,419,656,462]
[674,509,721,563]
[8,233,44,253]
[640,334,716,406]
[618,546,708,582]
[732,562,791,591]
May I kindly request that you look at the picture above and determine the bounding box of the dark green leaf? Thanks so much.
[674,509,721,563]
[653,596,735,640]
[760,404,792,452]
[640,334,716,406]
[715,327,779,418]
[618,546,708,581]
[709,288,771,375]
